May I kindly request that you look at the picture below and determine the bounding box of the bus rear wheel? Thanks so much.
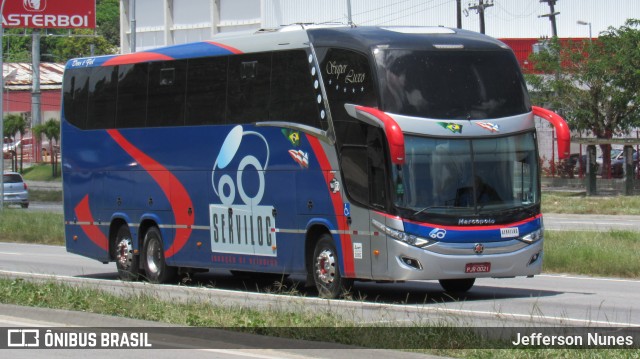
[312,234,352,299]
[439,278,475,293]
[115,225,139,281]
[142,227,177,283]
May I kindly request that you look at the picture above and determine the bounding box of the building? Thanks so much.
[2,62,64,123]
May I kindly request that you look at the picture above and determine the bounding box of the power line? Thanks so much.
[378,0,450,26]
[361,0,443,25]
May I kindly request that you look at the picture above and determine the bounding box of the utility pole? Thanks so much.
[130,0,136,52]
[456,0,462,29]
[468,0,493,34]
[32,29,42,162]
[539,0,559,38]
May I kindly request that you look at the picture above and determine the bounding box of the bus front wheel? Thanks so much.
[312,234,352,299]
[439,278,475,293]
[142,227,177,283]
[115,225,139,281]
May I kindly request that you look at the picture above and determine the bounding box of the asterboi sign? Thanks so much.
[210,126,276,257]
[2,0,96,29]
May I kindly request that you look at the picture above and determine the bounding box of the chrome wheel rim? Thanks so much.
[116,238,133,270]
[146,238,161,275]
[315,249,336,285]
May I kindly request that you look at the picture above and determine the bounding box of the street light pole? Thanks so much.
[577,20,592,42]
[1,0,7,210]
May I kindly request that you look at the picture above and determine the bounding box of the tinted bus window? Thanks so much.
[185,56,228,126]
[227,53,272,123]
[63,69,89,129]
[148,60,187,127]
[319,48,377,148]
[116,63,149,128]
[270,50,320,128]
[87,66,118,129]
[375,50,530,119]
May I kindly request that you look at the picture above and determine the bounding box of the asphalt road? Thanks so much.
[1,242,639,329]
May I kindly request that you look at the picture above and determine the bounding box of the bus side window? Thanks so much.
[147,60,187,127]
[185,56,228,126]
[87,66,118,129]
[227,53,272,124]
[340,146,369,206]
[116,63,149,128]
[270,50,321,128]
[63,69,89,129]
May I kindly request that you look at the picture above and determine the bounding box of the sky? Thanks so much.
[262,0,640,38]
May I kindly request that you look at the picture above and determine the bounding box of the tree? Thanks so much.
[33,119,61,177]
[3,113,28,172]
[527,19,640,178]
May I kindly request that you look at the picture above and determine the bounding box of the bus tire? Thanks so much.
[439,278,475,293]
[115,225,139,281]
[142,227,177,283]
[312,234,352,299]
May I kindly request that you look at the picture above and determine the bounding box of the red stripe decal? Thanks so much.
[206,41,243,54]
[102,52,174,66]
[307,134,355,277]
[74,194,108,252]
[107,130,194,258]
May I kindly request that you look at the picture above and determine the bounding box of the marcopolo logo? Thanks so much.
[23,0,46,12]
[210,125,276,257]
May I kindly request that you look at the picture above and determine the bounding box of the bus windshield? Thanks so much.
[392,132,539,220]
[375,49,530,119]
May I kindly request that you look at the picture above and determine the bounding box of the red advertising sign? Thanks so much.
[2,0,96,29]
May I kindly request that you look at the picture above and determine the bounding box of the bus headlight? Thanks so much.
[371,219,433,248]
[520,228,543,243]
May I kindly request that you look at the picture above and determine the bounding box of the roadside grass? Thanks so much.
[0,210,64,245]
[542,192,640,215]
[543,230,640,278]
[0,278,633,358]
[30,189,63,202]
[21,163,61,182]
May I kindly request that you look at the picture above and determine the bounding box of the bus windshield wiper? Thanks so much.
[413,205,458,216]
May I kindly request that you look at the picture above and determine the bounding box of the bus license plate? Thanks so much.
[465,262,491,273]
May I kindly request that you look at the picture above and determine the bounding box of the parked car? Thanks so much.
[608,148,639,177]
[577,148,639,178]
[3,137,53,159]
[2,171,29,208]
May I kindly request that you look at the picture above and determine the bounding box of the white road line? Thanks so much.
[539,273,640,283]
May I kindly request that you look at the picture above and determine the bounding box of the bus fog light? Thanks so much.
[528,252,541,265]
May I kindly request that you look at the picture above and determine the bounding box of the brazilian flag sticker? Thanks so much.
[282,129,301,146]
[437,122,463,133]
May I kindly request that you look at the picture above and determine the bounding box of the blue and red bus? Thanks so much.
[62,25,569,298]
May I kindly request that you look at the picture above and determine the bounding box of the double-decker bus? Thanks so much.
[62,25,569,298]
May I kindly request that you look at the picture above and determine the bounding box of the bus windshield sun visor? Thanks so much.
[344,104,405,165]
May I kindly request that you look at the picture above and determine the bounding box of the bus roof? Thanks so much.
[65,25,510,70]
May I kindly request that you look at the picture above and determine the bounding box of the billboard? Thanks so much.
[2,0,96,29]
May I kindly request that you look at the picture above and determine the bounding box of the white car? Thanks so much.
[3,172,29,208]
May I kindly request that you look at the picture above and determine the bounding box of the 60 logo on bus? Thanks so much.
[210,125,276,257]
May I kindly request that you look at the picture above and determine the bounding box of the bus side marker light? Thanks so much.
[134,249,139,255]
[373,250,380,256]
[272,245,277,251]
[73,235,78,241]
[197,241,202,247]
